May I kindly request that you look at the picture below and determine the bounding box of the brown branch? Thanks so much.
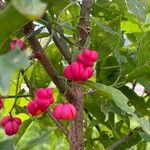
[47,110,69,138]
[23,23,77,101]
[1,94,31,99]
[78,0,93,48]
[0,0,4,9]
[21,69,35,95]
[106,131,133,150]
[9,71,21,115]
[53,33,73,64]
[42,14,73,64]
[23,23,79,141]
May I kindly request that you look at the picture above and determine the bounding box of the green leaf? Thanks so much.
[119,86,148,116]
[137,141,147,150]
[15,119,32,145]
[0,139,14,150]
[18,129,54,150]
[117,130,142,150]
[91,18,124,61]
[0,50,29,94]
[0,0,46,52]
[31,43,63,88]
[137,30,150,67]
[126,60,150,81]
[139,132,150,142]
[12,0,47,20]
[96,55,120,85]
[91,0,127,20]
[85,82,150,135]
[42,0,69,15]
[126,0,146,22]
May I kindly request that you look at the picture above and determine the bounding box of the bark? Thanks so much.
[69,84,84,150]
[23,1,92,150]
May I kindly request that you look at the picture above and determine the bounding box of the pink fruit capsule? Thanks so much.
[1,115,12,127]
[53,103,76,120]
[27,101,42,116]
[9,38,26,50]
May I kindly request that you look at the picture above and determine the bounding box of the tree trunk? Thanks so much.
[69,84,84,150]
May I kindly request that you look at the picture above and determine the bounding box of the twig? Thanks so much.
[9,71,21,115]
[42,14,73,64]
[47,110,69,138]
[0,0,4,9]
[132,81,137,90]
[78,0,93,48]
[21,69,35,94]
[2,94,31,99]
[23,23,76,101]
[106,131,133,150]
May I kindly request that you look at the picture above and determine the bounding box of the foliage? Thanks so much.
[0,0,150,149]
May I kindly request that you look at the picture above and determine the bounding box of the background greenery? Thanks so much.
[0,0,150,149]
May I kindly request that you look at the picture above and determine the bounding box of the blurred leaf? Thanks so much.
[117,130,142,150]
[85,82,150,135]
[137,30,150,67]
[42,0,69,15]
[139,132,150,142]
[119,86,148,116]
[96,55,120,85]
[126,0,146,22]
[31,43,63,88]
[12,0,47,20]
[126,60,150,81]
[91,0,127,20]
[0,50,29,94]
[91,18,124,62]
[18,129,54,150]
[0,0,46,53]
[15,119,32,145]
[137,141,147,150]
[0,139,14,150]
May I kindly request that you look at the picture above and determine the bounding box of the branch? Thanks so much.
[0,0,4,9]
[106,131,133,150]
[21,69,35,94]
[22,23,75,138]
[47,110,69,138]
[42,14,73,64]
[78,0,93,48]
[23,23,76,102]
[9,71,21,115]
[2,94,31,99]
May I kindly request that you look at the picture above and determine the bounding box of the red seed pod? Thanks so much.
[77,48,98,67]
[53,103,77,120]
[52,103,64,120]
[27,101,42,116]
[4,121,19,136]
[1,115,22,136]
[64,62,90,81]
[35,98,51,112]
[9,38,26,50]
[14,117,22,126]
[1,115,12,127]
[35,88,53,99]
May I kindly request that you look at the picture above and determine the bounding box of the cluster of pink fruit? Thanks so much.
[64,48,98,81]
[9,38,26,50]
[0,98,22,136]
[27,88,54,116]
[0,38,98,136]
[0,89,76,136]
[26,88,76,120]
[1,115,22,136]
